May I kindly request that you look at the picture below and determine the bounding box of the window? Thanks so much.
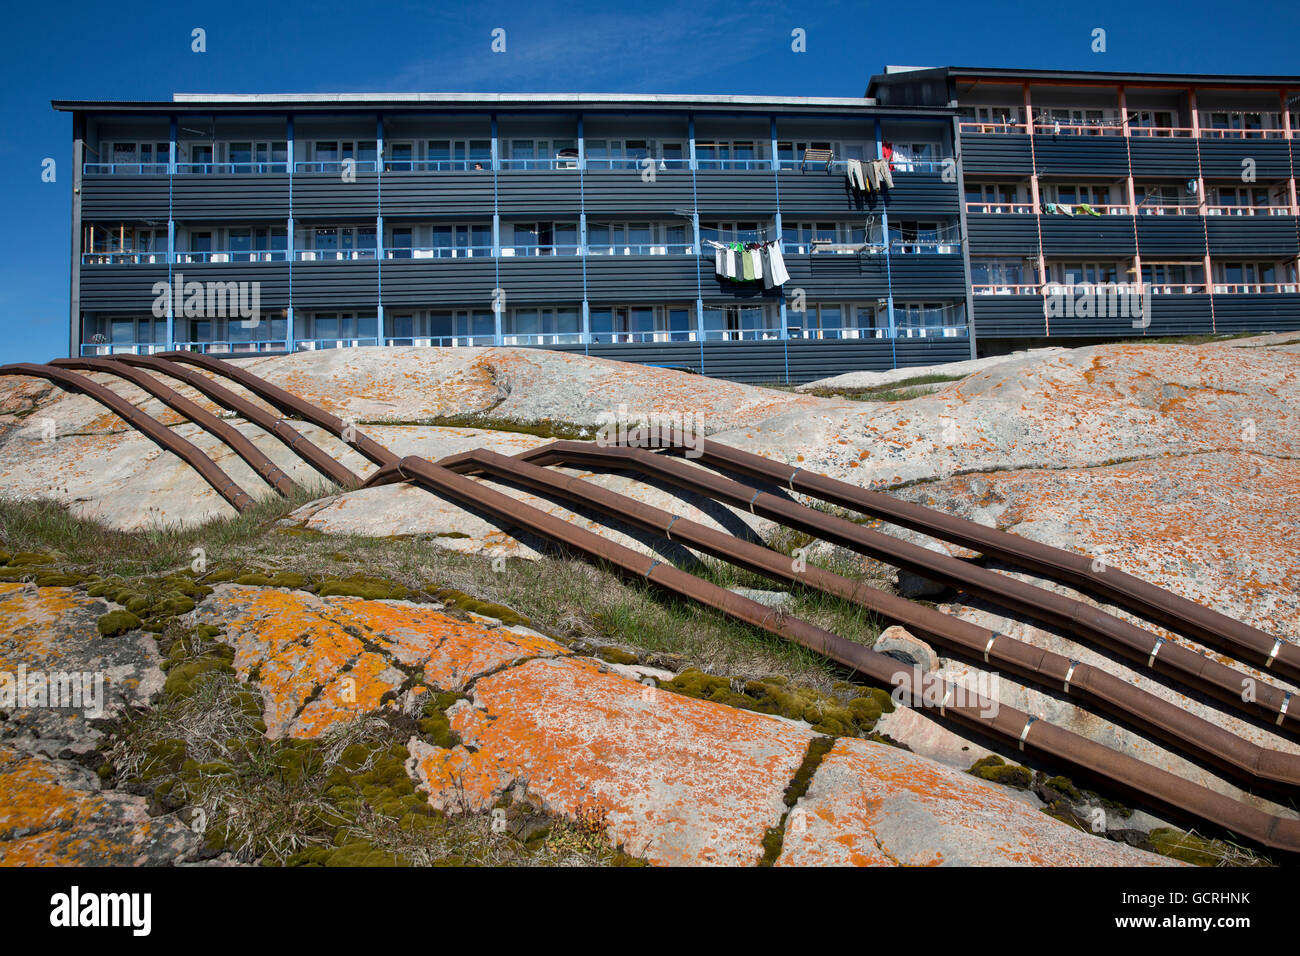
[1210,186,1277,213]
[503,139,575,170]
[226,226,286,262]
[1201,110,1279,137]
[1040,183,1115,208]
[428,224,492,257]
[1127,110,1177,135]
[105,141,170,172]
[700,221,768,245]
[228,141,287,172]
[890,220,958,253]
[505,307,582,343]
[306,312,379,344]
[505,222,579,255]
[586,222,689,255]
[309,141,377,172]
[428,139,492,171]
[1141,262,1204,293]
[960,106,1024,132]
[700,304,775,340]
[303,226,376,260]
[896,302,966,337]
[971,258,1034,291]
[695,140,768,170]
[1051,261,1122,285]
[966,182,1026,213]
[1036,108,1115,134]
[1213,260,1297,292]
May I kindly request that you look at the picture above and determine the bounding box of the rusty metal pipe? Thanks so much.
[157,351,397,469]
[0,363,255,512]
[514,441,1300,735]
[105,354,360,488]
[374,453,1300,853]
[50,358,297,497]
[411,446,1300,792]
[668,434,1300,686]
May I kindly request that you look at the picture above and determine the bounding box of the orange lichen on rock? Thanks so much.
[775,737,1172,867]
[192,585,567,739]
[406,656,814,866]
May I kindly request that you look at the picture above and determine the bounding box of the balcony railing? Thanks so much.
[293,249,378,261]
[174,250,288,263]
[1136,204,1202,216]
[295,337,382,350]
[384,335,498,347]
[293,160,380,173]
[586,243,695,256]
[1212,281,1300,293]
[384,160,492,172]
[973,283,1044,295]
[384,246,493,259]
[1205,204,1295,216]
[966,201,1036,215]
[79,342,169,356]
[500,332,585,345]
[499,244,582,257]
[172,340,290,354]
[83,162,170,175]
[175,162,289,174]
[81,252,168,265]
[498,158,578,170]
[1199,127,1289,139]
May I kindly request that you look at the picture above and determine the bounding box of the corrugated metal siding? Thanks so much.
[782,253,892,298]
[1039,214,1137,256]
[172,175,290,220]
[585,255,698,301]
[888,254,968,295]
[582,170,694,215]
[881,172,960,216]
[80,265,170,310]
[1031,135,1130,177]
[289,260,379,308]
[496,170,582,215]
[177,262,290,305]
[381,172,494,218]
[1205,215,1300,256]
[1145,294,1214,335]
[80,175,170,221]
[695,170,778,214]
[1211,294,1300,332]
[776,168,866,216]
[548,337,971,384]
[1134,216,1209,257]
[960,133,1033,174]
[1127,138,1200,177]
[965,214,1039,255]
[496,257,585,303]
[972,294,1047,337]
[1197,140,1293,179]
[291,174,380,219]
[381,259,495,306]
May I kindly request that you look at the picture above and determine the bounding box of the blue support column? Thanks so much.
[376,114,385,344]
[578,112,588,350]
[876,118,898,368]
[166,116,176,350]
[286,114,295,350]
[490,113,502,346]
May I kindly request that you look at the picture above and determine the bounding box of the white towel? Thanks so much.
[715,248,725,277]
[725,249,737,278]
[767,242,790,286]
[750,248,763,281]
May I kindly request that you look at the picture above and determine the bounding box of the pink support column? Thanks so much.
[1283,91,1298,215]
[1120,86,1142,290]
[1025,83,1048,322]
[1191,90,1215,328]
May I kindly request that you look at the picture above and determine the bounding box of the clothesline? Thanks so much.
[706,239,791,288]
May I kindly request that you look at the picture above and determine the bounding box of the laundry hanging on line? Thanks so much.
[707,239,789,287]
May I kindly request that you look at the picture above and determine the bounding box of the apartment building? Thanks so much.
[54,67,1300,383]
[870,66,1300,343]
[56,92,968,383]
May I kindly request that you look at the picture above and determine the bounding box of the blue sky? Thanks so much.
[2,0,1298,364]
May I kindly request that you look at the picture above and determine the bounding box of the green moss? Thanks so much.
[968,754,1033,790]
[416,691,465,749]
[275,525,325,538]
[234,573,273,586]
[97,609,143,637]
[33,571,84,587]
[8,552,55,566]
[0,550,10,566]
[1147,828,1230,867]
[432,588,530,626]
[596,645,639,666]
[202,568,239,583]
[1042,775,1083,802]
[316,575,409,601]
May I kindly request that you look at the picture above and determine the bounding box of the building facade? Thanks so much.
[55,67,1300,383]
[871,66,1300,345]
